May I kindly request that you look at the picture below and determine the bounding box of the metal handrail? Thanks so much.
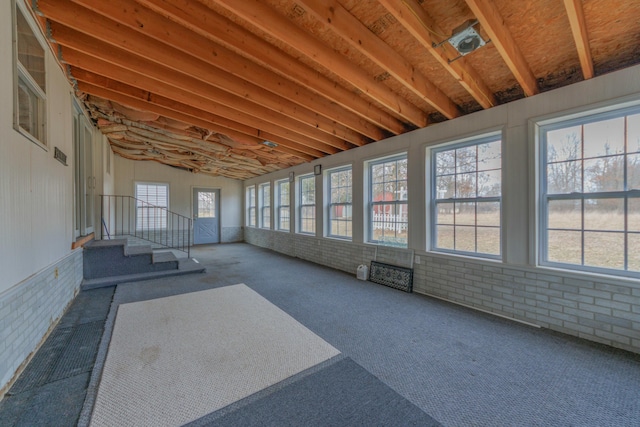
[100,195,192,257]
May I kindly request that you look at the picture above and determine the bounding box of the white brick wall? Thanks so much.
[0,250,83,391]
[245,228,640,354]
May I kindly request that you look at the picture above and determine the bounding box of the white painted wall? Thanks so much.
[113,157,243,234]
[0,1,77,294]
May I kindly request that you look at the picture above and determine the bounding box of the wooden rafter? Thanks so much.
[464,0,539,96]
[563,0,594,79]
[209,0,429,127]
[136,0,405,135]
[37,0,357,152]
[379,0,496,109]
[297,0,459,119]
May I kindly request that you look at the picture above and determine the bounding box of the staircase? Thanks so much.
[82,239,205,290]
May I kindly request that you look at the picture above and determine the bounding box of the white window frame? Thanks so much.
[298,174,316,235]
[276,179,290,232]
[431,135,502,258]
[246,186,256,227]
[327,166,353,240]
[538,104,640,278]
[259,182,271,229]
[13,1,47,148]
[367,154,409,248]
[135,182,169,231]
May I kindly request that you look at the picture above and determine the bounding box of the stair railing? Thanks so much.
[100,195,191,257]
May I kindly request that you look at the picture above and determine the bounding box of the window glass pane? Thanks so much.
[477,170,501,197]
[476,202,500,226]
[477,227,500,255]
[628,113,640,153]
[547,230,582,264]
[584,231,624,270]
[455,202,475,225]
[548,199,581,230]
[436,151,455,175]
[628,234,640,271]
[17,9,45,92]
[17,77,41,138]
[629,199,640,231]
[584,156,624,192]
[436,225,454,249]
[584,117,625,158]
[456,146,476,173]
[436,202,454,224]
[436,176,455,199]
[547,161,582,194]
[454,226,475,252]
[547,126,582,162]
[198,191,215,218]
[477,141,501,171]
[628,154,640,190]
[455,173,476,198]
[584,199,623,231]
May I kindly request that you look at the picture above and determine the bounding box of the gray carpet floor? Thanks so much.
[1,243,639,426]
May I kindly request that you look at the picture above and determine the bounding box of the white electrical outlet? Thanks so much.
[414,255,420,264]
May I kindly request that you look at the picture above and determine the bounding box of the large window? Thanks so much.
[540,107,640,276]
[259,183,271,229]
[246,186,256,227]
[432,136,502,257]
[298,174,316,234]
[135,183,168,230]
[14,4,46,146]
[276,179,290,231]
[369,155,408,247]
[328,167,352,239]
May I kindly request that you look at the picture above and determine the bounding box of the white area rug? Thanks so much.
[90,284,340,427]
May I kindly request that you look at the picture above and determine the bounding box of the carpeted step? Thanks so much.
[81,258,205,290]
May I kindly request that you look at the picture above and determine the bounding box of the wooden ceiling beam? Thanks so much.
[76,78,320,162]
[70,0,376,144]
[136,0,406,136]
[464,0,539,96]
[209,0,428,128]
[37,0,356,151]
[46,22,344,155]
[379,0,496,109]
[563,0,594,79]
[297,0,459,120]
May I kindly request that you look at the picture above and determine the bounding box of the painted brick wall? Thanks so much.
[221,226,243,243]
[0,250,83,391]
[244,228,640,354]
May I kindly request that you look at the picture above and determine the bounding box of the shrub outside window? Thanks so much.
[369,155,408,247]
[432,136,502,257]
[540,107,640,277]
[328,167,352,239]
[276,179,290,231]
[299,175,316,234]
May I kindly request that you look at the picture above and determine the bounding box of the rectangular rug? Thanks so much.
[89,284,340,427]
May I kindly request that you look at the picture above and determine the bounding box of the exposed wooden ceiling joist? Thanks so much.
[209,0,429,127]
[464,0,539,96]
[563,0,594,80]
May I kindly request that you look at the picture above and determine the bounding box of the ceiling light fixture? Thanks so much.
[434,20,487,62]
[262,140,278,148]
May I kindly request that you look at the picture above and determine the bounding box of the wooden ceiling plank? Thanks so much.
[37,0,354,151]
[136,0,406,136]
[379,0,496,109]
[209,0,428,127]
[47,22,343,154]
[297,0,459,120]
[71,0,375,145]
[464,0,539,96]
[77,79,321,161]
[563,0,594,79]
